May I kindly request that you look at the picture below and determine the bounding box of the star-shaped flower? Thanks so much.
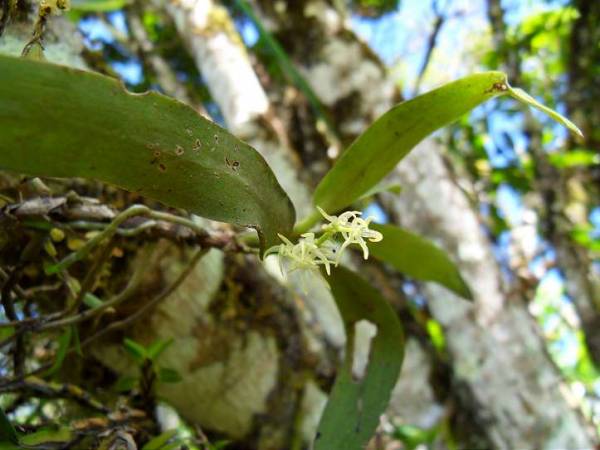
[317,206,383,260]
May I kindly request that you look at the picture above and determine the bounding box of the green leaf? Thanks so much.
[0,443,20,450]
[313,72,510,212]
[123,338,147,363]
[548,149,599,168]
[19,427,73,446]
[70,0,131,11]
[83,292,104,309]
[142,430,177,450]
[0,55,295,249]
[146,338,173,361]
[314,72,583,213]
[506,86,583,138]
[0,407,18,444]
[369,224,472,300]
[113,375,138,393]
[43,326,73,377]
[157,367,183,384]
[315,266,404,450]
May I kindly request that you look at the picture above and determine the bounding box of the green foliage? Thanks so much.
[548,149,599,168]
[392,423,438,450]
[120,338,183,390]
[42,325,73,377]
[315,266,404,450]
[70,0,132,11]
[142,430,178,450]
[506,86,582,138]
[0,55,295,249]
[313,72,508,213]
[313,71,582,215]
[0,408,18,445]
[369,224,472,299]
[19,427,73,447]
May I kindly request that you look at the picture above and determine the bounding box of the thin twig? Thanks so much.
[38,246,152,331]
[80,247,208,348]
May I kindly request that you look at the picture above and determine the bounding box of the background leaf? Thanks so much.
[369,224,473,299]
[0,408,17,444]
[315,266,404,450]
[142,430,177,450]
[0,55,295,249]
[123,338,147,363]
[70,0,132,11]
[42,326,73,377]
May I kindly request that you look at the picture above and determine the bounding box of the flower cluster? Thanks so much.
[272,207,383,277]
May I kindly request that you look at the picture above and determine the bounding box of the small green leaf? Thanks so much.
[147,338,173,361]
[71,0,131,11]
[548,149,599,168]
[43,326,73,377]
[0,327,14,343]
[507,86,583,138]
[123,338,147,363]
[315,266,404,450]
[142,430,177,450]
[313,72,509,212]
[0,55,295,250]
[113,375,138,393]
[0,407,18,444]
[83,292,104,308]
[19,427,72,446]
[157,367,183,384]
[369,224,472,300]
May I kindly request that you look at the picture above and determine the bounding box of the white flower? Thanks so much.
[317,206,383,260]
[277,232,336,275]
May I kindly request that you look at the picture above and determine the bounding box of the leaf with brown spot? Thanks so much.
[0,55,295,250]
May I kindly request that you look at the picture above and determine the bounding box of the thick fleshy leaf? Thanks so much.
[369,224,472,300]
[314,72,582,213]
[313,72,509,212]
[0,55,295,249]
[315,266,404,450]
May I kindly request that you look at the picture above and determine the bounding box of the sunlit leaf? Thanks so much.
[70,0,131,11]
[313,72,510,212]
[548,149,599,168]
[0,55,295,249]
[507,86,583,138]
[314,72,582,213]
[315,266,404,450]
[142,430,177,450]
[19,427,72,446]
[369,224,472,300]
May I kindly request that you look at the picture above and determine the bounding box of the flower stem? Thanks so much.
[293,209,322,236]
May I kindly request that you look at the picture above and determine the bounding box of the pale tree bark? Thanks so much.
[246,0,596,447]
